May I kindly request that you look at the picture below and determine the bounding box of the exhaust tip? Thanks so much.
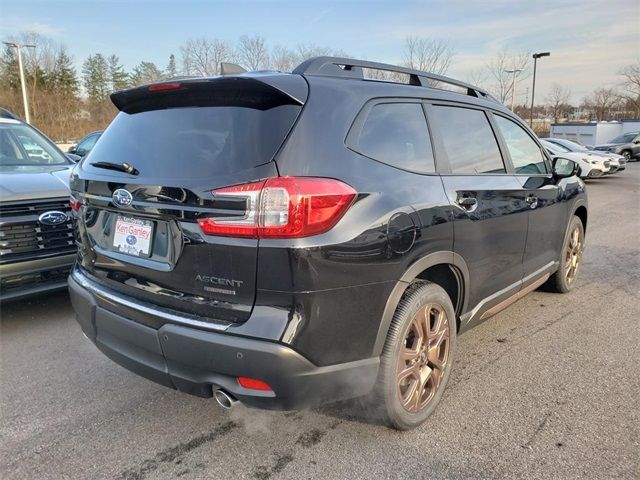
[214,389,237,409]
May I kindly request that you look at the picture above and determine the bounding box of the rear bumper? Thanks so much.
[0,253,75,301]
[68,271,379,410]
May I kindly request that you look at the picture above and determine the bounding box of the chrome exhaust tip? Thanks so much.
[214,389,237,409]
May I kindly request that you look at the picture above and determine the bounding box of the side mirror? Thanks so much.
[75,147,86,157]
[66,153,81,163]
[634,140,640,144]
[553,157,579,179]
[67,145,77,154]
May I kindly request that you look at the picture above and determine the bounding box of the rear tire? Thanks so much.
[546,216,584,293]
[373,282,456,430]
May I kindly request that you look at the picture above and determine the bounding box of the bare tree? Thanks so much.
[402,36,454,75]
[237,35,269,71]
[179,37,234,76]
[270,45,297,72]
[485,50,530,104]
[546,83,572,122]
[582,87,620,120]
[619,62,640,117]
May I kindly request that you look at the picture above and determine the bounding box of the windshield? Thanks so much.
[541,140,568,154]
[609,133,636,143]
[558,139,587,152]
[0,122,69,166]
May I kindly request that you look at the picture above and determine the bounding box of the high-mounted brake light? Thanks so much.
[237,377,273,392]
[147,82,183,92]
[197,177,357,239]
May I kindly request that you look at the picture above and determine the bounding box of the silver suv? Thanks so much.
[0,112,76,300]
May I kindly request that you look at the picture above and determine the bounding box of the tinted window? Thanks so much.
[610,133,638,143]
[0,123,68,166]
[429,106,505,174]
[84,105,300,179]
[494,115,548,174]
[354,103,434,173]
[77,133,100,155]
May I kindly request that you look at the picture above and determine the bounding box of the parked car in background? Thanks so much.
[0,111,77,300]
[540,140,604,178]
[68,57,588,430]
[68,131,103,158]
[543,137,627,172]
[591,131,640,161]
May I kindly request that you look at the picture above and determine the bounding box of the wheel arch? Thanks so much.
[573,201,588,233]
[372,251,470,357]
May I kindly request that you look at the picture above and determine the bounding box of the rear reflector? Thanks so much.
[198,177,357,239]
[147,82,183,92]
[237,377,273,391]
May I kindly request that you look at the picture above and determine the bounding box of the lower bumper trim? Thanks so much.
[68,274,380,410]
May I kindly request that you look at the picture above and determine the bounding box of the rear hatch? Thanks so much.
[71,75,307,324]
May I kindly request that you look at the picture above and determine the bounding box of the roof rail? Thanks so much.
[293,56,497,103]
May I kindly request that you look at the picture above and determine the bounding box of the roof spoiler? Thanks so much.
[110,77,305,114]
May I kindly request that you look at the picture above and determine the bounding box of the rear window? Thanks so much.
[83,104,300,179]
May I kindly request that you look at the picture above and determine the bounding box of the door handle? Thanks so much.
[457,196,478,211]
[526,195,538,209]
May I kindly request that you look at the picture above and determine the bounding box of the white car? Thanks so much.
[540,140,606,178]
[543,137,626,173]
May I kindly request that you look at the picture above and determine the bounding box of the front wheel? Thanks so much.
[374,282,456,430]
[546,216,584,293]
[621,150,631,161]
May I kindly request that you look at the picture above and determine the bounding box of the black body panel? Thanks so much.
[69,64,587,408]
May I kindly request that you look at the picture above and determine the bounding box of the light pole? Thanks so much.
[3,42,36,124]
[504,68,522,111]
[529,51,550,128]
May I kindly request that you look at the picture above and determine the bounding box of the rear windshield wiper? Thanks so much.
[90,161,139,175]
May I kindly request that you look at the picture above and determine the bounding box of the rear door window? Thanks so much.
[493,115,549,174]
[350,102,435,173]
[429,105,505,174]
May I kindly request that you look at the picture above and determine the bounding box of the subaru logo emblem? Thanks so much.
[112,188,133,208]
[39,211,68,226]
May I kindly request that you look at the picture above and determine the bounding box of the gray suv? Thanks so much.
[592,131,640,161]
[0,112,76,300]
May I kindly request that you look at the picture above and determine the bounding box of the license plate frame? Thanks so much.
[112,215,154,258]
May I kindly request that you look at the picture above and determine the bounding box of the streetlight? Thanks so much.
[529,51,550,127]
[504,68,522,111]
[3,41,36,124]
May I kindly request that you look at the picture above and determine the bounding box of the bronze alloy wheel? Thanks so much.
[397,303,450,413]
[565,225,583,284]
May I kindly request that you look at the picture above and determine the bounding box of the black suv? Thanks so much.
[68,57,587,430]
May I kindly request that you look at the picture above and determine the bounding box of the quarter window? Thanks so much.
[429,105,505,174]
[353,102,435,173]
[493,115,548,174]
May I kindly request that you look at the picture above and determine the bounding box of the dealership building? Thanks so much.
[550,119,640,146]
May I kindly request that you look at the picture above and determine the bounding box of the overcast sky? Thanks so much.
[1,0,638,103]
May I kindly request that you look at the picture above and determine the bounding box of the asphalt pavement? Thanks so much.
[1,164,639,480]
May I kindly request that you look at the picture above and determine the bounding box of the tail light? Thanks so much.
[70,195,81,212]
[197,177,357,239]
